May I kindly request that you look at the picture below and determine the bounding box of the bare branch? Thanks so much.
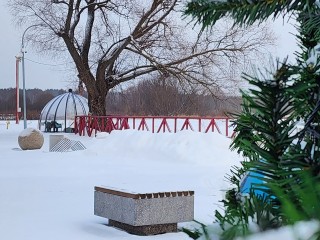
[9,0,274,115]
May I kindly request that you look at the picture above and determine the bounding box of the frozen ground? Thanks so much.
[0,120,241,240]
[1,120,316,240]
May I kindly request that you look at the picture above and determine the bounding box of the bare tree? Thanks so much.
[9,0,274,116]
[118,76,197,115]
[105,77,242,116]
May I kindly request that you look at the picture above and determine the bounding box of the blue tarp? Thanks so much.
[240,171,268,196]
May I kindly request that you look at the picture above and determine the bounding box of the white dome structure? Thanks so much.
[39,89,89,132]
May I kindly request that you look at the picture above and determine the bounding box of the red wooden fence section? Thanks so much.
[74,115,234,137]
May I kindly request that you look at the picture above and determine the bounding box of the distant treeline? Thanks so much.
[106,78,242,117]
[0,81,241,120]
[0,88,66,120]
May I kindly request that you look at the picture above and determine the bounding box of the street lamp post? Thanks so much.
[20,25,37,129]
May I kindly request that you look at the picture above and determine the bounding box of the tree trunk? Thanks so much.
[88,93,107,116]
[77,66,107,116]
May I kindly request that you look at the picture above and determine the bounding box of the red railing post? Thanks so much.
[78,116,86,136]
[101,117,105,132]
[205,118,221,134]
[115,117,120,130]
[138,117,149,131]
[87,115,93,137]
[181,118,194,131]
[157,117,171,133]
[120,117,130,130]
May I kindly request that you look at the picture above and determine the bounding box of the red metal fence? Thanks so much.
[74,115,234,137]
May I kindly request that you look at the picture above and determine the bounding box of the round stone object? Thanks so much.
[18,128,44,150]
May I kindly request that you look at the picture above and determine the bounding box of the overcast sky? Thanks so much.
[0,2,76,90]
[0,3,298,91]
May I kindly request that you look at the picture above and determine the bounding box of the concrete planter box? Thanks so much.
[94,186,194,235]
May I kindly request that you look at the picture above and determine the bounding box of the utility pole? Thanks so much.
[15,55,22,124]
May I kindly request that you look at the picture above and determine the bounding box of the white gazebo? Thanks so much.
[39,89,89,132]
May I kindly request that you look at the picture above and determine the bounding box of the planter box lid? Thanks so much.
[95,186,194,199]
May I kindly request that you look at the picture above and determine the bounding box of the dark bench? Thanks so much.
[45,121,62,132]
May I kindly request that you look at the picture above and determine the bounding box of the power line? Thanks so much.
[24,58,73,67]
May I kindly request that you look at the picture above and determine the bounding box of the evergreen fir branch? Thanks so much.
[184,1,320,238]
[185,0,310,29]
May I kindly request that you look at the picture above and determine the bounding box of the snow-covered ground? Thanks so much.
[0,120,241,240]
[1,120,317,240]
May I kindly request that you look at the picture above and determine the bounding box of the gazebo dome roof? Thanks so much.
[39,89,89,131]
